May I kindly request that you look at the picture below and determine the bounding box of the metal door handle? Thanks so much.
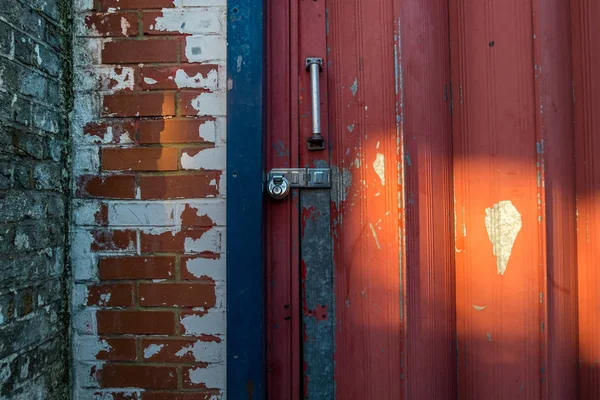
[306,58,325,150]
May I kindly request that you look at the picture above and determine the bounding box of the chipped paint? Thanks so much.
[484,200,522,275]
[331,166,352,209]
[175,340,223,363]
[143,344,164,359]
[373,153,385,186]
[473,305,487,311]
[369,223,381,249]
[350,78,358,96]
[187,364,225,390]
[175,68,219,88]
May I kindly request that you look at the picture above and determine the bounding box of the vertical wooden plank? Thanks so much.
[298,0,334,398]
[327,0,403,397]
[572,1,600,398]
[266,0,301,398]
[226,0,266,397]
[450,0,542,398]
[399,1,456,398]
[533,0,579,398]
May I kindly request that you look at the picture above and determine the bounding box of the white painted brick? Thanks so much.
[187,364,226,390]
[109,202,177,227]
[184,227,221,253]
[181,147,226,170]
[183,256,225,281]
[174,339,224,363]
[185,36,226,63]
[181,309,226,336]
[176,200,226,226]
[183,0,226,6]
[73,0,94,11]
[215,117,226,145]
[72,284,89,310]
[75,390,144,400]
[72,309,97,335]
[72,199,103,226]
[74,66,135,92]
[187,91,226,116]
[74,363,102,388]
[74,335,113,361]
[73,146,100,174]
[73,38,103,66]
[147,9,224,35]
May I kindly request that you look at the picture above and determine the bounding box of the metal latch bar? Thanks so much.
[267,168,331,189]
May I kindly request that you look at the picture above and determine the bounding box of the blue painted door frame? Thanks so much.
[226,0,266,398]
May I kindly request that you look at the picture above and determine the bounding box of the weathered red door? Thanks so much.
[265,0,585,399]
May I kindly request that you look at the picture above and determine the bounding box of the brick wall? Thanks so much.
[71,0,227,398]
[0,0,71,398]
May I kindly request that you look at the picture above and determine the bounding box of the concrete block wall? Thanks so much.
[71,0,227,398]
[0,0,71,398]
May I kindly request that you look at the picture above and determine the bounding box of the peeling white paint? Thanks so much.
[120,17,131,36]
[175,68,218,89]
[369,223,381,250]
[181,147,226,170]
[144,77,157,85]
[187,364,225,389]
[350,78,358,96]
[150,9,222,35]
[183,227,221,253]
[143,344,164,359]
[189,92,226,116]
[185,36,226,63]
[185,257,225,281]
[484,200,522,275]
[181,310,226,336]
[175,340,223,363]
[473,305,487,311]
[373,153,385,186]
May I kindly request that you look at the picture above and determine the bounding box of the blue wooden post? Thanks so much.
[226,0,266,398]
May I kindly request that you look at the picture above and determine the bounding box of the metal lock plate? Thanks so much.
[266,168,331,199]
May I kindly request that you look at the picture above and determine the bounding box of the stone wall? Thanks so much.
[0,0,71,398]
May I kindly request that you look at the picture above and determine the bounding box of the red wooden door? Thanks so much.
[265,0,588,399]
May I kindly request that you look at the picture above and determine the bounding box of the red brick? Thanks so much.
[180,204,215,227]
[179,90,212,116]
[140,65,218,90]
[83,120,136,144]
[95,203,109,225]
[102,147,179,171]
[102,39,180,64]
[142,393,220,400]
[139,282,215,307]
[141,228,212,253]
[138,118,215,144]
[91,230,137,251]
[96,337,137,361]
[85,12,139,37]
[103,92,175,117]
[99,256,175,280]
[87,283,134,307]
[101,364,177,389]
[141,338,208,363]
[101,0,176,10]
[76,175,136,199]
[139,173,221,200]
[97,310,176,334]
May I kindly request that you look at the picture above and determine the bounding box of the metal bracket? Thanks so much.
[267,168,331,189]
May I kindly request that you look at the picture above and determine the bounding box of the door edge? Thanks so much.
[226,0,267,398]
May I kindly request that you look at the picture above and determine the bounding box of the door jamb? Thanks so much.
[226,0,266,398]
